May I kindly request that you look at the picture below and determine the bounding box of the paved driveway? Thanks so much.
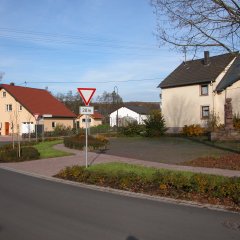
[104,137,234,164]
[1,144,240,178]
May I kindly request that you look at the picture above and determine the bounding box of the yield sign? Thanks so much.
[77,88,96,106]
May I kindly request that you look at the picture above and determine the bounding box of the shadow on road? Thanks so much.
[126,236,139,240]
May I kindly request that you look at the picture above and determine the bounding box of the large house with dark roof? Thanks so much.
[158,51,240,132]
[0,83,76,136]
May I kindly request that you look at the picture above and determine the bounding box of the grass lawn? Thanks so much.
[34,140,73,159]
[0,142,10,147]
[88,162,158,177]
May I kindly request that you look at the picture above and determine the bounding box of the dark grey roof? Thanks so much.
[215,55,240,92]
[126,106,151,115]
[159,52,237,89]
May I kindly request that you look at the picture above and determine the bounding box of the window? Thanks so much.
[19,105,23,111]
[82,118,91,123]
[2,92,6,98]
[201,106,209,119]
[52,122,56,128]
[76,121,80,128]
[200,84,208,96]
[6,104,12,112]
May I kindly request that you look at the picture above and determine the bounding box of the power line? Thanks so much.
[20,77,163,85]
[0,40,164,58]
[0,27,158,51]
[0,27,152,47]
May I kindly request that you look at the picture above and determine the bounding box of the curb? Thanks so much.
[1,166,239,215]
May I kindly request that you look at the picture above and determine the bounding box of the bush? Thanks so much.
[206,112,220,131]
[0,146,40,162]
[52,124,73,136]
[89,124,111,134]
[55,163,240,206]
[182,124,205,136]
[119,122,145,136]
[64,134,109,151]
[21,147,40,160]
[144,110,167,137]
[233,114,240,130]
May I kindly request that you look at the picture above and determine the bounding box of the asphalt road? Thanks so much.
[0,169,239,240]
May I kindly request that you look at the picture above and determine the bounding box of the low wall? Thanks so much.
[210,129,240,141]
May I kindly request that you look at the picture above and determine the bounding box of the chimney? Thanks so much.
[10,82,15,86]
[204,51,210,65]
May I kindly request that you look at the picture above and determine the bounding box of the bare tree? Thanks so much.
[55,91,83,114]
[12,109,21,157]
[151,0,240,53]
[9,114,15,149]
[96,91,123,120]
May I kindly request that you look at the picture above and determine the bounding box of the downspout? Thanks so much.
[211,81,215,114]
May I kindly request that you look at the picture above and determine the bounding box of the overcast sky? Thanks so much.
[0,0,184,102]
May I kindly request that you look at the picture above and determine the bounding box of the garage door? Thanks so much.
[21,122,35,134]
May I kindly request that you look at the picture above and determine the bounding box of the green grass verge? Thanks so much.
[55,162,240,209]
[87,162,158,177]
[34,140,73,159]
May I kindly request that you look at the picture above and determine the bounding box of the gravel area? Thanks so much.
[104,137,233,164]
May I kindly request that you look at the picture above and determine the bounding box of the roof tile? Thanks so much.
[159,52,237,89]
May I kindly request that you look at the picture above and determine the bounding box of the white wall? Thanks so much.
[110,107,147,127]
[161,85,213,131]
[161,58,239,132]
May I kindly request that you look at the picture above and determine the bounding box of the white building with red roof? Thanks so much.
[0,83,76,136]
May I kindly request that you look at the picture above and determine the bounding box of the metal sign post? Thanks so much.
[77,87,96,168]
[34,114,40,142]
[85,115,88,168]
[80,108,94,168]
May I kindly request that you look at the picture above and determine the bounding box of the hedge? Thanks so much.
[55,163,240,208]
[64,134,109,151]
[0,146,40,162]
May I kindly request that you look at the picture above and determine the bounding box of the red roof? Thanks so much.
[91,112,104,119]
[78,111,104,119]
[0,84,76,118]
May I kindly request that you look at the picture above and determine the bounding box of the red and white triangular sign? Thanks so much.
[77,88,96,106]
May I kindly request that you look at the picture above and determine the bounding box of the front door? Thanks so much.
[5,122,10,135]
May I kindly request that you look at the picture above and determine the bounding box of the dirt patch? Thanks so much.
[181,154,240,171]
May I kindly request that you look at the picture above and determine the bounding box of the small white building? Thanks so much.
[110,106,150,127]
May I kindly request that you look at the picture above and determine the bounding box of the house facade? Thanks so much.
[159,52,240,132]
[0,83,76,136]
[110,106,150,127]
[76,112,104,129]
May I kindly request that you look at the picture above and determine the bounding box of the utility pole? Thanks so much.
[114,86,119,131]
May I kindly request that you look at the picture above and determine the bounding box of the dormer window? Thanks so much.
[2,92,6,98]
[200,84,208,96]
